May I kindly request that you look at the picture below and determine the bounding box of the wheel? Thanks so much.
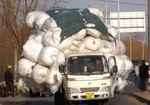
[101,99,109,105]
[64,98,71,105]
[54,90,64,105]
[62,91,71,105]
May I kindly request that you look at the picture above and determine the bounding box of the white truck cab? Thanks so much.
[55,53,118,105]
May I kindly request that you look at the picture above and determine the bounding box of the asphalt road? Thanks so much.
[0,73,147,105]
[109,72,147,105]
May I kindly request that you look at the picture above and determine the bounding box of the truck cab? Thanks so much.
[55,53,118,105]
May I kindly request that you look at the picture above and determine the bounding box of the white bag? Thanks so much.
[41,17,57,32]
[115,77,126,92]
[105,24,118,40]
[38,47,60,66]
[42,28,61,48]
[104,54,126,75]
[84,36,101,51]
[26,11,50,30]
[73,40,82,47]
[60,37,74,51]
[121,58,133,76]
[18,58,36,78]
[26,11,42,28]
[23,39,43,62]
[86,28,103,38]
[57,52,65,66]
[32,64,49,84]
[88,8,103,18]
[46,66,62,94]
[111,40,126,55]
[72,29,86,40]
[34,12,50,30]
[23,77,45,92]
[34,32,45,42]
[99,40,113,54]
[46,64,62,83]
[50,84,59,94]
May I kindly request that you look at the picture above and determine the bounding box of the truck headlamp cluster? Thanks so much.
[67,88,79,94]
[100,86,110,92]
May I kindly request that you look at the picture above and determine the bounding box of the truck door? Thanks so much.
[107,56,118,98]
[107,56,117,73]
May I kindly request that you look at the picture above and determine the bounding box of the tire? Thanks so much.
[54,90,64,105]
[64,98,71,105]
[62,91,71,105]
[101,99,109,105]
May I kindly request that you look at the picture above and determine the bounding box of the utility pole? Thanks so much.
[105,0,108,24]
[118,0,120,40]
[129,35,132,60]
[148,0,150,64]
[147,0,150,91]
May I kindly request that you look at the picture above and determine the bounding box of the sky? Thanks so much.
[66,0,148,42]
[67,0,147,13]
[65,0,149,61]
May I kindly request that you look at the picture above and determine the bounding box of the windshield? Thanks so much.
[67,55,109,75]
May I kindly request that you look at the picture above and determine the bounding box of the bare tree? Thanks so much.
[0,0,68,80]
[0,0,38,48]
[0,0,68,49]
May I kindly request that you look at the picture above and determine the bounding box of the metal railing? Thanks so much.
[0,80,29,97]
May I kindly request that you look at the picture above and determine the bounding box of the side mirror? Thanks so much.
[59,66,64,73]
[112,65,118,73]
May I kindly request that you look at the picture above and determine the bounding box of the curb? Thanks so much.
[129,92,150,105]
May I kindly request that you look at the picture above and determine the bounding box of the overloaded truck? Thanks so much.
[55,53,118,105]
[18,8,133,105]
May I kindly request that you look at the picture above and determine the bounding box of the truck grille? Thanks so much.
[80,87,99,92]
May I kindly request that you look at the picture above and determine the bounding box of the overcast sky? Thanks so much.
[66,0,148,41]
[67,0,147,13]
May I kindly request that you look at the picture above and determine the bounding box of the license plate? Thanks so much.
[86,93,95,99]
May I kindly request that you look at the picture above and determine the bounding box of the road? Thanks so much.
[0,73,147,105]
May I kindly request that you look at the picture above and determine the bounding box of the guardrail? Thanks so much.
[0,81,28,97]
[0,81,5,97]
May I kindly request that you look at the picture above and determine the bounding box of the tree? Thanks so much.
[0,0,68,81]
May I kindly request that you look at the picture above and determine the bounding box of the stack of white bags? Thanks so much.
[18,8,133,95]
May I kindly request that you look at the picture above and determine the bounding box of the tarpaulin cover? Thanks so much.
[46,8,115,42]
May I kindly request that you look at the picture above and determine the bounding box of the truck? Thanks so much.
[22,8,131,105]
[55,53,118,105]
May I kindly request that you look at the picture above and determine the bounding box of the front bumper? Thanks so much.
[65,92,110,101]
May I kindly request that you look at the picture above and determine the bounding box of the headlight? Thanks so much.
[100,86,110,92]
[66,88,79,94]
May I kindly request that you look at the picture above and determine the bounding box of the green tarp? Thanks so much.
[46,8,115,42]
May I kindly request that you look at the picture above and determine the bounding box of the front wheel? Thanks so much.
[62,91,71,105]
[54,90,64,105]
[101,99,109,105]
[64,98,71,105]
